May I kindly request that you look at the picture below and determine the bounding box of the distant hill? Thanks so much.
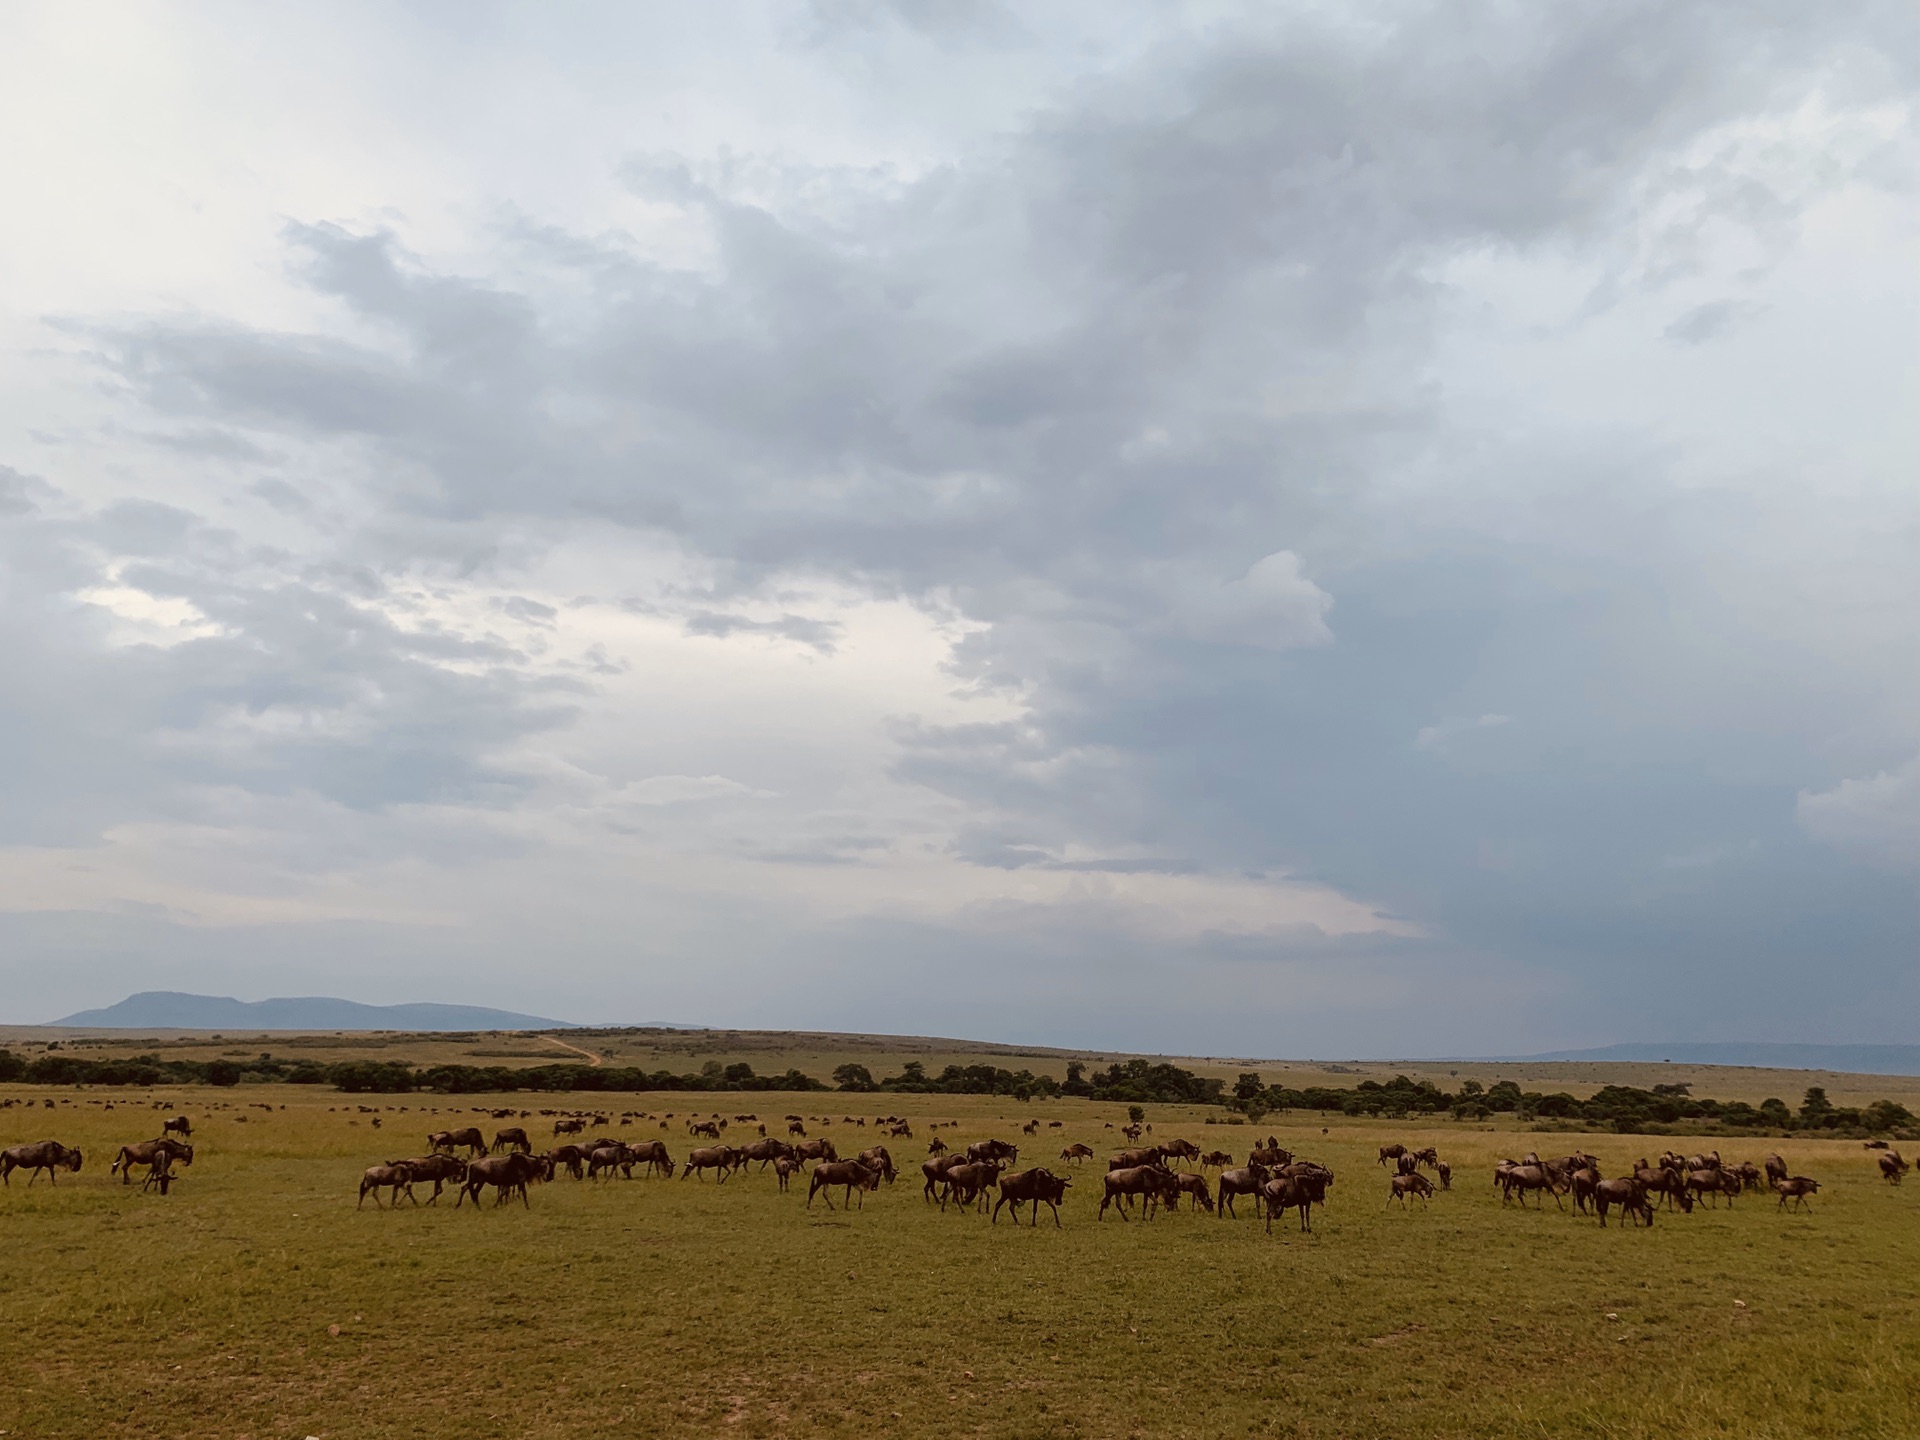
[1506,1042,1920,1077]
[51,991,577,1032]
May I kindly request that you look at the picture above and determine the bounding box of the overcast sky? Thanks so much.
[0,2,1913,1053]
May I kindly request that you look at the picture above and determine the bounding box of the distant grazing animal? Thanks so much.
[1059,1143,1095,1164]
[788,1121,807,1138]
[1878,1152,1908,1185]
[358,1162,415,1209]
[993,1167,1071,1226]
[1,1141,83,1186]
[491,1127,532,1154]
[111,1138,193,1185]
[807,1160,880,1210]
[1775,1176,1820,1211]
[162,1116,192,1139]
[428,1128,488,1157]
[1109,1147,1163,1171]
[553,1118,586,1136]
[1388,1172,1434,1207]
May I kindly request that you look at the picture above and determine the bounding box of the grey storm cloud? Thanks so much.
[1,0,1913,1045]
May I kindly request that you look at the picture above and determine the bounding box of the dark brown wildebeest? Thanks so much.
[1059,1143,1095,1164]
[1499,1164,1565,1209]
[162,1115,192,1139]
[1388,1172,1434,1207]
[491,1127,532,1154]
[993,1167,1071,1227]
[1377,1144,1408,1168]
[1408,1147,1440,1169]
[967,1139,1019,1165]
[773,1155,801,1191]
[857,1145,897,1184]
[682,1146,739,1182]
[111,1138,193,1185]
[807,1159,880,1210]
[1684,1150,1722,1173]
[927,1137,948,1157]
[1022,1120,1039,1136]
[358,1162,415,1209]
[941,1161,1004,1213]
[625,1139,674,1178]
[1109,1146,1163,1171]
[1435,1160,1453,1191]
[1877,1152,1908,1184]
[1764,1153,1788,1186]
[1260,1173,1326,1234]
[1631,1163,1691,1212]
[429,1127,488,1157]
[1733,1161,1764,1192]
[787,1120,807,1138]
[1098,1165,1174,1221]
[1248,1144,1292,1169]
[888,1122,913,1139]
[1169,1171,1215,1212]
[547,1143,590,1180]
[142,1148,181,1195]
[1593,1177,1653,1228]
[390,1153,467,1202]
[553,1118,586,1136]
[689,1120,722,1140]
[1,1141,83,1186]
[1160,1138,1201,1165]
[794,1138,839,1165]
[1569,1165,1602,1214]
[1775,1176,1820,1211]
[922,1152,967,1204]
[1686,1168,1741,1207]
[587,1142,634,1180]
[1199,1150,1233,1171]
[1120,1123,1143,1142]
[740,1137,794,1171]
[457,1152,546,1209]
[1216,1161,1269,1219]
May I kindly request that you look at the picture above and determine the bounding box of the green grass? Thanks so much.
[2,1085,1915,1439]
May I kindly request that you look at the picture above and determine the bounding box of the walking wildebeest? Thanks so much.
[1878,1152,1908,1184]
[553,1118,586,1136]
[1775,1176,1820,1211]
[491,1127,532,1154]
[993,1167,1071,1227]
[927,1137,948,1157]
[1388,1172,1434,1207]
[967,1139,1019,1165]
[547,1143,590,1179]
[625,1139,675,1178]
[682,1146,739,1182]
[1098,1165,1175,1221]
[941,1161,1004,1212]
[922,1152,967,1204]
[162,1115,192,1139]
[390,1153,467,1202]
[807,1159,880,1210]
[111,1138,193,1185]
[794,1138,838,1165]
[773,1155,801,1192]
[428,1127,488,1157]
[1216,1161,1269,1219]
[1199,1150,1233,1171]
[740,1137,795,1171]
[457,1152,547,1208]
[1378,1144,1408,1167]
[1059,1143,1094,1164]
[1,1141,83,1186]
[358,1162,415,1208]
[1160,1138,1200,1164]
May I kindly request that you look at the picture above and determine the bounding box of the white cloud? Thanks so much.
[1797,758,1919,870]
[1169,551,1333,651]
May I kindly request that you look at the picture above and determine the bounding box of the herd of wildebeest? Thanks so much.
[7,1098,1900,1235]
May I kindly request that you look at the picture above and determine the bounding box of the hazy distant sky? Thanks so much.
[1,2,1913,1052]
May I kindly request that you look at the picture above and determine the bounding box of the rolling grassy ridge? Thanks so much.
[2,1084,1915,1440]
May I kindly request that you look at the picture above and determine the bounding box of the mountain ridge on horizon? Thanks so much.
[1477,1041,1920,1077]
[48,990,583,1032]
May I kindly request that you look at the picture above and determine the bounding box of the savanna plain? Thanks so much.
[2,1040,1916,1440]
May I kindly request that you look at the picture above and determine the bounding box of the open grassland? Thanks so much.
[3,1082,1917,1440]
[7,1025,1920,1110]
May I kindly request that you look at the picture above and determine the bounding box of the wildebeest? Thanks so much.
[1109,1146,1162,1171]
[1248,1145,1293,1169]
[358,1162,415,1208]
[773,1155,801,1191]
[857,1145,897,1183]
[922,1152,967,1204]
[491,1127,532,1154]
[683,1146,740,1182]
[1593,1177,1654,1228]
[1378,1144,1408,1167]
[162,1115,192,1139]
[787,1121,807,1138]
[1059,1143,1094,1164]
[740,1137,795,1171]
[429,1127,488,1157]
[1216,1161,1269,1219]
[927,1137,948,1157]
[993,1167,1071,1226]
[1498,1163,1565,1209]
[624,1139,674,1178]
[807,1159,880,1210]
[1261,1172,1328,1234]
[1,1140,83,1186]
[1198,1150,1233,1171]
[142,1148,181,1195]
[1775,1176,1820,1211]
[1159,1138,1200,1164]
[390,1153,467,1202]
[794,1138,839,1165]
[967,1139,1019,1165]
[457,1151,548,1208]
[1764,1153,1788,1186]
[1098,1165,1175,1221]
[1686,1168,1741,1207]
[690,1120,722,1140]
[553,1118,586,1136]
[111,1138,193,1185]
[1435,1160,1453,1191]
[1877,1151,1908,1184]
[1168,1171,1215,1212]
[1630,1163,1692,1212]
[1388,1172,1435,1207]
[547,1143,590,1179]
[941,1161,1004,1213]
[587,1142,635,1180]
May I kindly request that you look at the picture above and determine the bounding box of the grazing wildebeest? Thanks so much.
[553,1118,586,1136]
[1248,1145,1292,1169]
[391,1153,467,1202]
[547,1143,590,1179]
[807,1159,880,1210]
[773,1155,801,1192]
[625,1139,674,1178]
[1775,1176,1820,1211]
[1388,1172,1434,1207]
[888,1122,913,1139]
[1593,1177,1654,1228]
[787,1121,807,1138]
[1,1141,83,1186]
[429,1127,488,1157]
[162,1115,192,1139]
[941,1161,1004,1213]
[1408,1147,1440,1170]
[1378,1144,1408,1168]
[491,1127,532,1154]
[1878,1152,1908,1184]
[1631,1163,1691,1211]
[1259,1174,1319,1234]
[1098,1165,1174,1221]
[1169,1171,1215,1212]
[1022,1120,1039,1136]
[1764,1153,1788,1186]
[358,1162,416,1209]
[1686,1168,1741,1207]
[142,1148,181,1195]
[1435,1160,1453,1191]
[993,1167,1071,1226]
[682,1146,739,1181]
[111,1138,193,1185]
[1216,1161,1269,1219]
[457,1152,547,1208]
[857,1145,897,1183]
[967,1139,1019,1165]
[1059,1143,1095,1164]
[927,1137,948,1157]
